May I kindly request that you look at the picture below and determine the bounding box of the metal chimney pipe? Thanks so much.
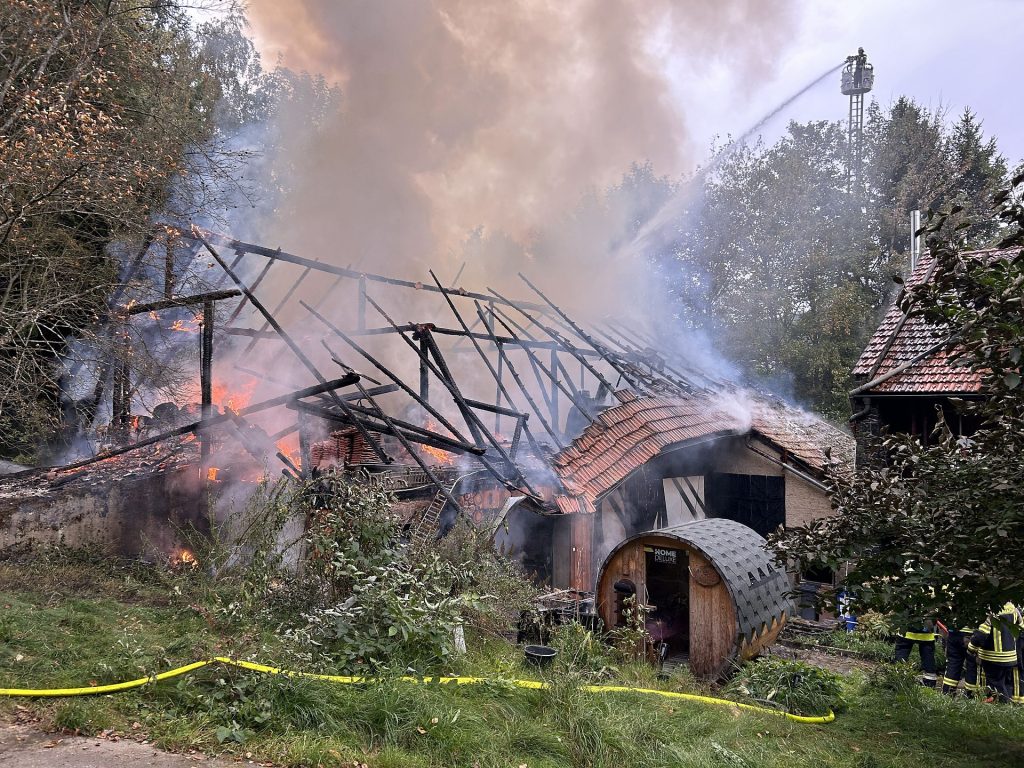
[910,209,921,273]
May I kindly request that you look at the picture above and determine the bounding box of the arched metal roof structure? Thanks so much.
[601,518,791,645]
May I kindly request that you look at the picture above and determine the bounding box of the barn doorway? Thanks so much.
[644,545,689,656]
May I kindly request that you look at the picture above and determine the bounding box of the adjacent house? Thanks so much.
[848,250,1009,466]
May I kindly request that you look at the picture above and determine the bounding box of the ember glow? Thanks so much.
[170,547,197,567]
[206,467,220,482]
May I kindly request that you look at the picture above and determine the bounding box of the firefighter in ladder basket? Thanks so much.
[845,46,868,89]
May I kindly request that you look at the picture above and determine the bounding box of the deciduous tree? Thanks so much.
[771,176,1024,627]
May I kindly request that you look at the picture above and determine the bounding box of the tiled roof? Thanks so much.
[551,391,853,513]
[750,398,855,475]
[851,250,1014,395]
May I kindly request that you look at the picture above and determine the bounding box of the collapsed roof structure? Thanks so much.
[2,225,853,598]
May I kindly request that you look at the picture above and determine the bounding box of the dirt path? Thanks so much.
[0,724,243,767]
[769,643,880,675]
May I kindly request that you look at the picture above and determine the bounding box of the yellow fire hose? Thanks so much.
[0,656,835,725]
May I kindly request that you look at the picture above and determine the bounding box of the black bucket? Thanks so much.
[524,645,558,667]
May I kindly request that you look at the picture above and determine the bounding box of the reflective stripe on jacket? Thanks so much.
[968,604,1023,666]
[903,631,935,642]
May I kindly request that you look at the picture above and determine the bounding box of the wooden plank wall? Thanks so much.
[596,535,738,680]
[553,513,596,591]
[569,513,594,591]
[596,538,646,628]
[686,548,737,678]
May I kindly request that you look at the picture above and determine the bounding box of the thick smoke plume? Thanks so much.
[244,0,799,316]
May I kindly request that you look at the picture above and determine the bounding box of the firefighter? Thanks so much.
[940,619,978,696]
[968,602,1023,703]
[964,647,984,699]
[1015,618,1024,705]
[894,621,938,688]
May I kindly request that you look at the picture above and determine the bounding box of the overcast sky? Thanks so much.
[680,0,1024,167]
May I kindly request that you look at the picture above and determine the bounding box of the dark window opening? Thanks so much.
[707,473,785,537]
[801,564,834,584]
[612,578,637,628]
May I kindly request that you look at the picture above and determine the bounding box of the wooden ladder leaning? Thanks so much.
[409,483,454,550]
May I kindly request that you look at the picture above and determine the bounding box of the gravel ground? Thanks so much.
[0,724,244,768]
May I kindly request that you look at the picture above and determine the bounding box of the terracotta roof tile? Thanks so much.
[551,392,853,513]
[852,249,1015,395]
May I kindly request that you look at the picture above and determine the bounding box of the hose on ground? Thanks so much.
[0,656,835,725]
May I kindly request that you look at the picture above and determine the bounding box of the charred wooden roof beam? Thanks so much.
[471,301,566,451]
[193,228,392,465]
[488,286,620,401]
[362,292,542,497]
[51,375,359,471]
[187,227,548,313]
[319,344,465,515]
[518,273,647,394]
[301,301,523,492]
[124,290,241,315]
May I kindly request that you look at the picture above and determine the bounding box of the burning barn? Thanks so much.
[0,437,205,558]
[1,226,852,653]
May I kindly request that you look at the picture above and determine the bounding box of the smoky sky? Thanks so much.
[245,0,800,284]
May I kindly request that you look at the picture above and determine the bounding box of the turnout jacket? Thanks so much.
[968,603,1023,666]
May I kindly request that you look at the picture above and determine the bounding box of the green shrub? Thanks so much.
[424,516,541,637]
[279,475,483,673]
[550,621,612,676]
[856,610,894,640]
[724,657,844,715]
[607,594,652,663]
[289,552,470,672]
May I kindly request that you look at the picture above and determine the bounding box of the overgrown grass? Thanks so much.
[2,554,1023,767]
[809,630,896,662]
[803,629,948,672]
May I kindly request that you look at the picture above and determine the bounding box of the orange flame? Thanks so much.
[206,467,220,482]
[170,548,197,567]
[420,419,455,465]
[212,378,258,412]
[276,435,302,469]
[421,444,454,464]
